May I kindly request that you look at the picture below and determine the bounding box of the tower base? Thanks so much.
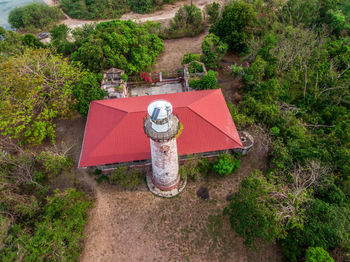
[146,174,187,198]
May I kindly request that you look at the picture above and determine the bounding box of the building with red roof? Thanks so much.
[78,89,242,168]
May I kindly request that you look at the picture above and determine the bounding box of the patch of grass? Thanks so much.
[207,214,223,252]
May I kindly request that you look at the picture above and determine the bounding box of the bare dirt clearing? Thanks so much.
[53,116,283,262]
[77,127,283,262]
[152,29,208,72]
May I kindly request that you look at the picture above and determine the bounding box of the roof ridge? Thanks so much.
[186,106,242,147]
[94,100,129,113]
[187,89,219,107]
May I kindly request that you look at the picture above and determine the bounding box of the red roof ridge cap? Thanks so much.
[93,100,129,113]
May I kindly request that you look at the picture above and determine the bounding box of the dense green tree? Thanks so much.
[224,170,284,246]
[0,49,81,144]
[72,72,107,117]
[181,53,203,73]
[71,20,164,73]
[210,1,257,52]
[8,3,65,32]
[201,33,228,69]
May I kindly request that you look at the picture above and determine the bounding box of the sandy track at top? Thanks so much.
[59,0,225,29]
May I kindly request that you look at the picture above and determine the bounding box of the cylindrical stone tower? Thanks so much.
[144,100,180,191]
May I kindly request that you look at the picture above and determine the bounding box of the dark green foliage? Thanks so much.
[72,72,107,117]
[305,247,335,262]
[210,1,257,52]
[108,166,143,190]
[282,200,350,261]
[212,153,240,176]
[163,4,204,39]
[189,70,217,90]
[22,34,44,49]
[201,33,228,69]
[224,170,283,246]
[181,53,203,73]
[205,2,220,24]
[71,20,164,73]
[8,3,65,32]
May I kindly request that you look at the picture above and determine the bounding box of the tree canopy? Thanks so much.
[71,20,164,73]
[8,3,65,32]
[0,49,81,144]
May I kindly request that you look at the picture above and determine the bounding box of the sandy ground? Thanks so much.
[152,28,209,72]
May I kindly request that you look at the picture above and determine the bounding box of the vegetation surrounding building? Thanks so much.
[0,0,349,260]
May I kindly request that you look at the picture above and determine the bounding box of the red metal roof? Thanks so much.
[78,89,242,167]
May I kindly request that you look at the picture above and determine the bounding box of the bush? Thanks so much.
[109,166,143,190]
[205,2,220,24]
[212,153,240,176]
[8,3,65,32]
[189,70,218,89]
[73,72,107,117]
[164,4,204,39]
[22,34,44,49]
[210,1,257,52]
[179,159,200,181]
[182,53,204,73]
[37,150,72,176]
[201,33,228,69]
[305,247,335,262]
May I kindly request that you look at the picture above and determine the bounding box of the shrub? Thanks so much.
[164,4,204,39]
[305,247,335,262]
[8,3,65,32]
[37,150,72,176]
[182,53,204,73]
[205,2,220,24]
[189,70,217,89]
[179,159,200,181]
[22,34,44,49]
[109,166,143,190]
[270,126,280,136]
[201,33,228,69]
[209,1,257,52]
[212,153,240,176]
[72,72,107,117]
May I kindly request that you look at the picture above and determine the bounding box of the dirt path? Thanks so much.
[59,0,223,29]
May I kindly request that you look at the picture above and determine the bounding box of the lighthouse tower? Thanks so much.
[144,100,184,195]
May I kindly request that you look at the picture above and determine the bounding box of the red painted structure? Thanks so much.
[78,89,243,168]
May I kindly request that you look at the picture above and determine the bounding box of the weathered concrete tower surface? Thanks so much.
[144,100,180,191]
